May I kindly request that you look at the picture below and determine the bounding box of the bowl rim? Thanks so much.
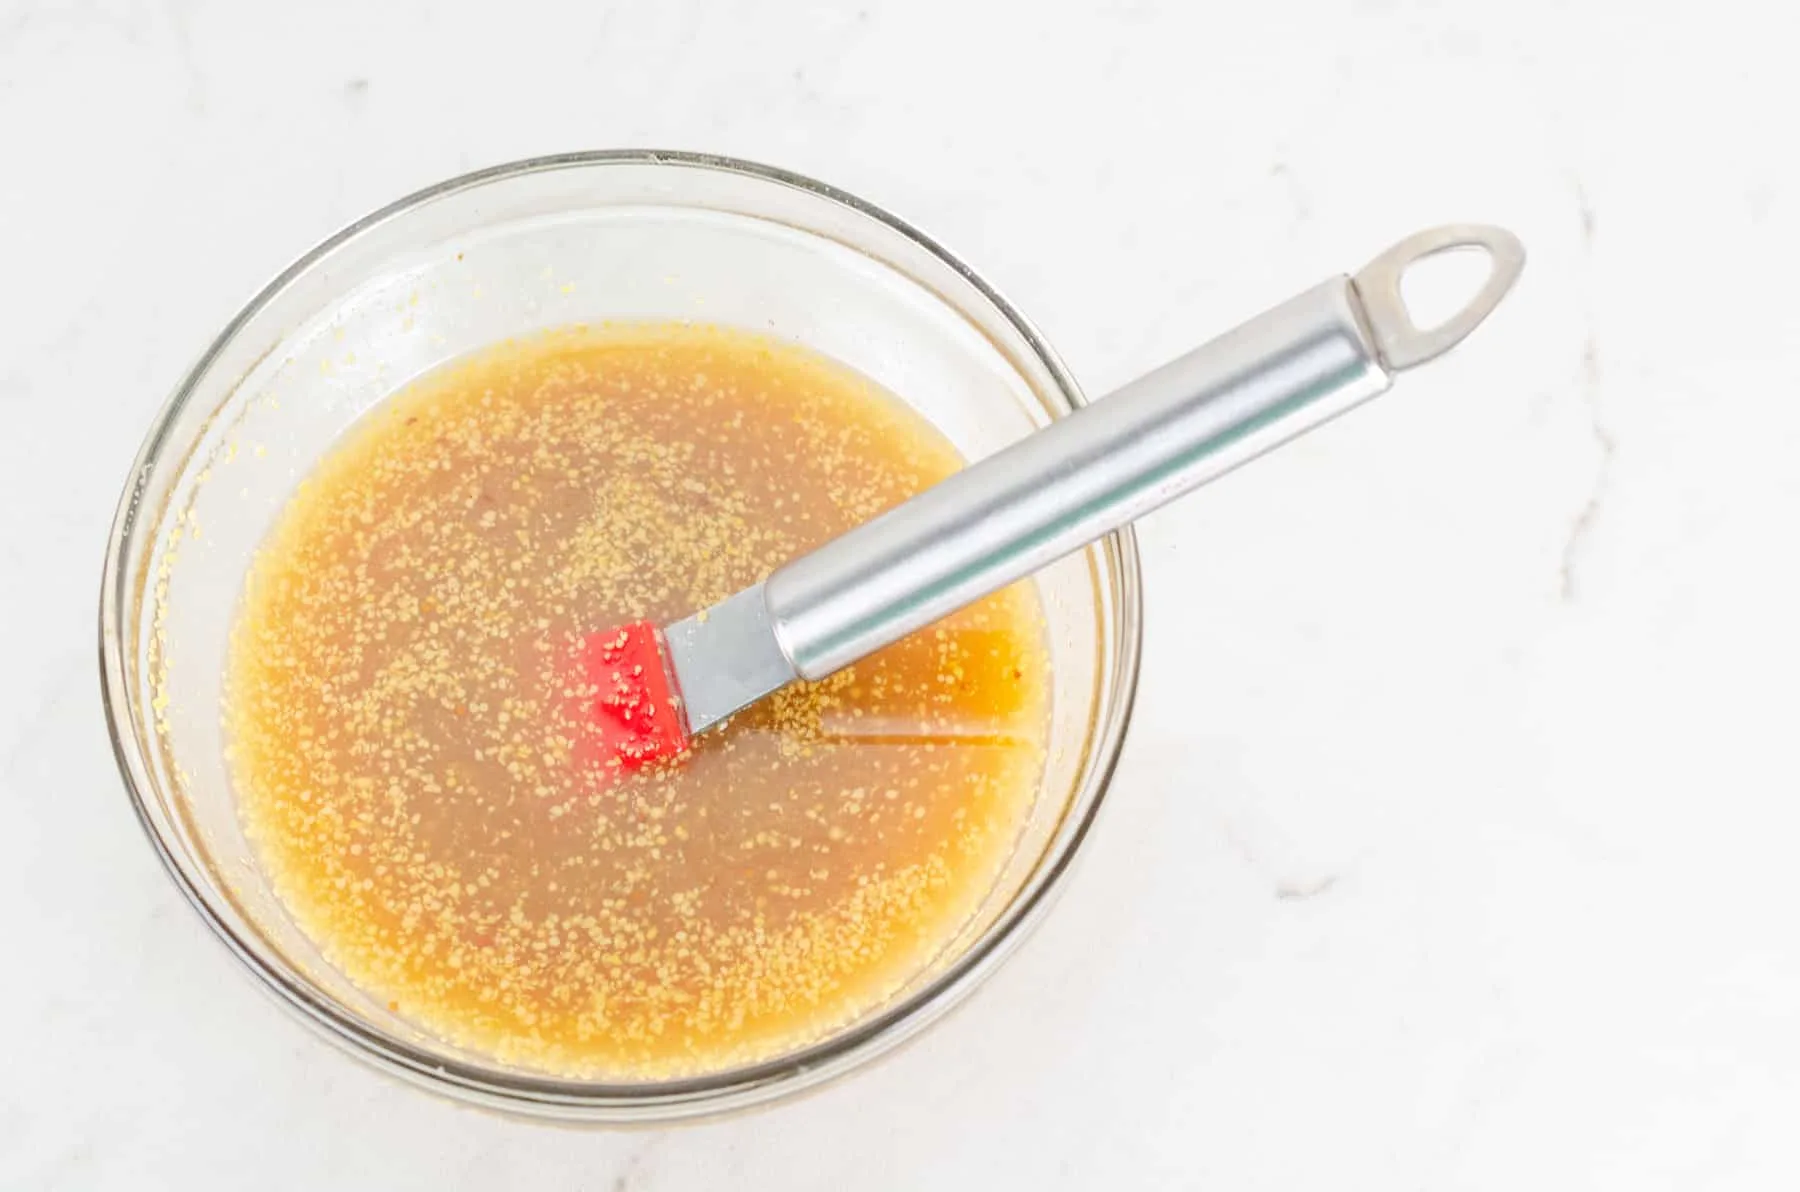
[98,148,1144,1119]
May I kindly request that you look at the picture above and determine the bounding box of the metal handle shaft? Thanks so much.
[763,278,1384,678]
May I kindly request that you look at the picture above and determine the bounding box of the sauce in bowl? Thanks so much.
[225,324,1050,1077]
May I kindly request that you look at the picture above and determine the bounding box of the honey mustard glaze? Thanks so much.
[224,324,1050,1078]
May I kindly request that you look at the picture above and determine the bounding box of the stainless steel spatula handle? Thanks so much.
[666,225,1525,733]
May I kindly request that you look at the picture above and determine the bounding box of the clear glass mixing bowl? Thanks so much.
[99,151,1141,1121]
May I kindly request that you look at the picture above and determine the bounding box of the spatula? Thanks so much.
[577,225,1526,768]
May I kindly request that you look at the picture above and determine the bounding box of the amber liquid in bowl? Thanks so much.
[224,324,1050,1078]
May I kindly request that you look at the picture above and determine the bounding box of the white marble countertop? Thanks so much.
[5,1,1799,1187]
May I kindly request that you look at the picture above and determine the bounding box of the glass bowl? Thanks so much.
[99,151,1141,1122]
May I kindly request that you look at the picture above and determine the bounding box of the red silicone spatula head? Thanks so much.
[573,622,690,772]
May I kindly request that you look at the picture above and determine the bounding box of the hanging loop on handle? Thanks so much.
[1351,224,1526,371]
